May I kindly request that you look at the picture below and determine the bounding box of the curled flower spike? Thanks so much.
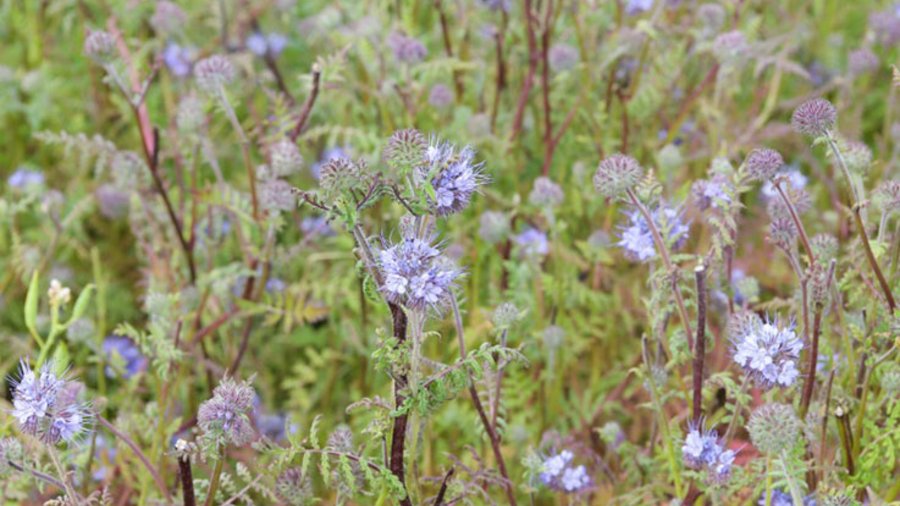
[418,139,486,216]
[744,148,784,182]
[791,98,837,137]
[198,377,257,446]
[378,233,461,310]
[730,313,802,389]
[11,360,91,446]
[593,153,643,198]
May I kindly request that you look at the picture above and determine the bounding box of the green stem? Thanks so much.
[204,452,225,506]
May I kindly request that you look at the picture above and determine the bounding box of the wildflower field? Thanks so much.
[2,0,900,504]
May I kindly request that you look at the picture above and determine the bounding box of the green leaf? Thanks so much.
[65,283,95,326]
[24,270,40,343]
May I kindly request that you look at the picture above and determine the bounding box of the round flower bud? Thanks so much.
[529,176,564,208]
[84,31,118,65]
[792,98,837,137]
[593,153,643,198]
[811,233,839,262]
[747,403,801,455]
[319,157,365,196]
[744,148,784,181]
[269,139,304,178]
[194,55,235,93]
[428,84,453,108]
[151,1,187,35]
[383,128,426,175]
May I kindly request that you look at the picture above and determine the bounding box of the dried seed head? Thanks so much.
[792,98,837,137]
[84,30,118,65]
[269,139,304,178]
[478,210,510,245]
[259,179,296,213]
[748,403,801,455]
[492,302,521,329]
[744,148,784,181]
[384,129,426,174]
[839,139,873,174]
[593,154,643,198]
[194,55,235,93]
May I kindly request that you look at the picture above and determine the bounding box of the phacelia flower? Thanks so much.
[103,335,148,379]
[378,234,460,310]
[198,377,257,446]
[626,0,654,15]
[869,6,900,46]
[682,422,737,483]
[11,360,91,445]
[593,153,643,198]
[548,44,579,71]
[761,167,807,200]
[617,205,689,262]
[419,139,486,216]
[300,216,335,238]
[388,32,427,63]
[539,450,592,493]
[792,98,837,137]
[311,146,351,180]
[84,30,117,65]
[478,210,510,244]
[428,84,453,108]
[150,1,186,34]
[246,32,288,57]
[848,48,879,76]
[691,175,732,210]
[95,184,130,219]
[731,314,802,389]
[514,228,549,258]
[529,177,564,208]
[759,490,793,506]
[162,43,193,77]
[747,403,802,455]
[744,148,784,181]
[7,167,45,189]
[194,55,235,93]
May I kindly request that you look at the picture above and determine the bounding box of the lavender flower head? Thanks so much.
[163,43,193,78]
[418,138,486,216]
[428,84,453,108]
[311,146,350,179]
[761,167,807,200]
[103,335,148,379]
[514,227,549,258]
[247,33,288,57]
[198,377,257,446]
[7,167,45,189]
[539,450,592,493]
[150,1,186,34]
[617,205,689,262]
[11,360,91,445]
[682,421,736,483]
[791,98,837,137]
[529,176,564,208]
[388,32,427,63]
[548,44,579,72]
[731,313,802,389]
[379,233,460,310]
[691,175,732,210]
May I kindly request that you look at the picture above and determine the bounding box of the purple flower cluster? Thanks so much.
[8,168,45,189]
[420,139,486,216]
[246,32,288,57]
[514,228,549,258]
[682,422,736,483]
[388,32,427,63]
[539,450,592,493]
[103,335,148,379]
[732,314,802,389]
[198,377,257,446]
[11,360,90,445]
[379,235,460,310]
[617,205,689,262]
[163,43,193,77]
